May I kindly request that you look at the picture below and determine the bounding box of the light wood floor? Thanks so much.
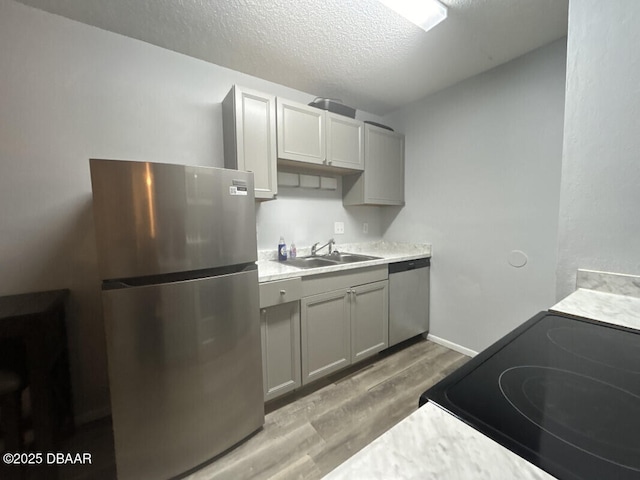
[55,338,467,480]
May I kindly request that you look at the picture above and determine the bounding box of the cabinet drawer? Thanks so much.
[301,266,387,298]
[260,277,302,308]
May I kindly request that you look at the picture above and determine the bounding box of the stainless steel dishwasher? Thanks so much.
[388,257,430,346]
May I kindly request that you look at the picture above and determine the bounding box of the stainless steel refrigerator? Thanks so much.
[89,159,264,480]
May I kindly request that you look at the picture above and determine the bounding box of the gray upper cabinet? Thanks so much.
[223,85,278,200]
[277,98,364,172]
[326,112,364,170]
[277,98,325,165]
[343,124,405,206]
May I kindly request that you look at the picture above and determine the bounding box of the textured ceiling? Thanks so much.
[15,0,569,115]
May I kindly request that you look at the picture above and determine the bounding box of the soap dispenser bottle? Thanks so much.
[278,236,287,261]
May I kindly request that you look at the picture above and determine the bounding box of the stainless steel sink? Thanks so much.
[282,252,381,269]
[322,252,381,263]
[284,257,338,269]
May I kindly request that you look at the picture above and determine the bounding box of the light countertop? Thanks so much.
[550,268,640,330]
[323,269,640,479]
[324,401,555,480]
[257,241,431,283]
[550,288,640,330]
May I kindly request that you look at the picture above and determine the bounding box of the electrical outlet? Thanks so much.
[362,222,369,234]
[334,221,345,234]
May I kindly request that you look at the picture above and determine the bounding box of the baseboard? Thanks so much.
[427,333,478,358]
[75,405,111,425]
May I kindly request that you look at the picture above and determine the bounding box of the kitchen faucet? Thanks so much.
[311,238,335,256]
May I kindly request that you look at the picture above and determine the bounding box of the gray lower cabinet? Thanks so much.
[300,289,351,385]
[259,278,302,401]
[350,280,389,363]
[262,268,389,393]
[260,302,301,401]
[300,266,389,385]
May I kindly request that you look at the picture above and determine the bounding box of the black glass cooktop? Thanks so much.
[420,312,640,480]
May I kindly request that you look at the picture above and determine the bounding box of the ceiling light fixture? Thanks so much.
[378,0,448,33]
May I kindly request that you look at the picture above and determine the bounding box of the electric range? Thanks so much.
[420,311,640,480]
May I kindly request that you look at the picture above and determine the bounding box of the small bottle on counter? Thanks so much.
[278,236,287,261]
[289,242,297,259]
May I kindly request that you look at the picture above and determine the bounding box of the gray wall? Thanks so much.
[382,40,567,354]
[0,0,385,421]
[556,0,640,298]
[8,0,618,421]
[256,183,382,252]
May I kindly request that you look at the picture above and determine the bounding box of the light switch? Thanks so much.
[334,222,345,234]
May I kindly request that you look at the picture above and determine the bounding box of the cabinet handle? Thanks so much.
[280,290,286,295]
[261,309,266,314]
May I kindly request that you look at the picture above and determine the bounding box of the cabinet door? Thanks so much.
[261,302,301,401]
[326,112,364,171]
[343,124,405,206]
[350,280,389,363]
[301,289,350,384]
[223,86,277,200]
[277,99,325,165]
[364,125,404,205]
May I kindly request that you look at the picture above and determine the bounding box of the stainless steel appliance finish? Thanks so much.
[388,258,430,346]
[90,159,264,480]
[102,270,262,480]
[90,159,258,280]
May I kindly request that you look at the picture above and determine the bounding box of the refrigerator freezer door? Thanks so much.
[90,159,257,280]
[102,269,264,480]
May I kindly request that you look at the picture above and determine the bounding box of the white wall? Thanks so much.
[382,40,567,354]
[0,0,386,421]
[256,182,382,251]
[556,0,640,298]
